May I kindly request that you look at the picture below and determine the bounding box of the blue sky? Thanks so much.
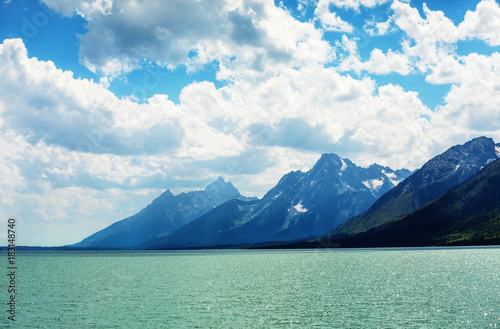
[1,0,500,246]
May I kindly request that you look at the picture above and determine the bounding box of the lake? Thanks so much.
[7,247,500,328]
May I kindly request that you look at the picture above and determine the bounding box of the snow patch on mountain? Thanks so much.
[293,203,308,213]
[340,158,348,171]
[496,145,500,158]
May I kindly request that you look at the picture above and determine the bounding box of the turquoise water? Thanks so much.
[5,248,500,328]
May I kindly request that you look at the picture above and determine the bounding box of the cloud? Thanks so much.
[248,118,339,151]
[0,37,435,190]
[315,0,354,32]
[364,16,393,36]
[431,52,500,145]
[42,0,113,17]
[178,63,434,170]
[190,148,276,176]
[395,0,500,48]
[333,1,453,76]
[424,52,500,86]
[324,0,390,11]
[456,0,500,46]
[339,0,500,79]
[390,0,500,73]
[392,1,457,45]
[336,35,411,75]
[42,0,333,77]
[383,1,457,74]
[0,39,183,155]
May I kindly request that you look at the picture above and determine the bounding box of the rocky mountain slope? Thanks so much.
[73,177,253,248]
[318,158,500,247]
[146,154,411,249]
[332,136,500,235]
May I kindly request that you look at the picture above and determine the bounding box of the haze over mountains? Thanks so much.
[73,177,256,248]
[73,136,500,249]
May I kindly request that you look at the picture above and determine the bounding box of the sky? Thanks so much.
[1,0,500,246]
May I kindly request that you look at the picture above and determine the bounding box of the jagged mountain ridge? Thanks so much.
[73,177,254,248]
[75,136,499,250]
[320,158,500,247]
[332,136,500,236]
[146,153,412,249]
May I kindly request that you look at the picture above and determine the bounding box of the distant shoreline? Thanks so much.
[3,244,499,252]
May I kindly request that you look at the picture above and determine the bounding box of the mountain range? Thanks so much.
[73,177,256,248]
[293,156,500,248]
[332,136,500,236]
[144,154,411,249]
[73,136,500,249]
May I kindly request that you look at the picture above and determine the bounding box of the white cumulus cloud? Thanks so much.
[456,0,500,46]
[323,0,390,11]
[43,0,333,78]
[315,0,354,32]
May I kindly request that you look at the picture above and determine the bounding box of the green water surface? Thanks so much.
[5,247,500,328]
